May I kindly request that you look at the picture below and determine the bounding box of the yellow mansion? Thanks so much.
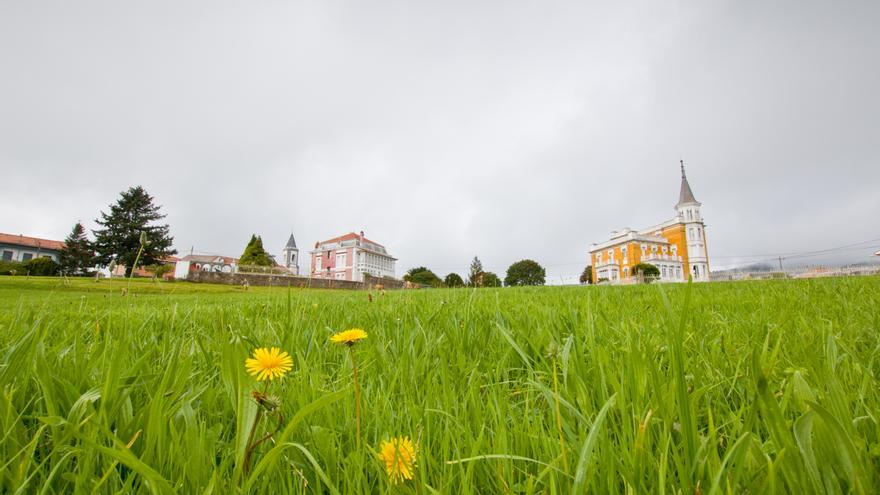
[590,162,710,283]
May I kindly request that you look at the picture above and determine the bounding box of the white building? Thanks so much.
[173,254,238,279]
[0,233,65,263]
[310,231,396,282]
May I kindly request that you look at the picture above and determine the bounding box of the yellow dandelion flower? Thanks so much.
[330,328,368,346]
[245,347,293,381]
[379,436,417,484]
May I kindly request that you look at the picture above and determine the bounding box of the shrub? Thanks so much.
[146,264,175,278]
[0,260,24,275]
[23,257,59,276]
[632,263,660,282]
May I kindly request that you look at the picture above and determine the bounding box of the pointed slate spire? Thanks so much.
[676,159,698,207]
[285,233,297,249]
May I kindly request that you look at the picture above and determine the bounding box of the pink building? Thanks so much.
[309,231,396,282]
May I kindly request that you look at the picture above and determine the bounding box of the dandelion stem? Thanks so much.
[249,411,285,452]
[350,348,362,447]
[242,408,263,476]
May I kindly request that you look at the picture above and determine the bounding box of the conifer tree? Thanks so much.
[59,221,95,276]
[93,186,176,276]
[467,256,484,287]
[239,235,274,266]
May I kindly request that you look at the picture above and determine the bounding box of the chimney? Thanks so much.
[359,230,365,243]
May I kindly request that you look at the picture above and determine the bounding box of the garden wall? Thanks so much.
[185,271,406,290]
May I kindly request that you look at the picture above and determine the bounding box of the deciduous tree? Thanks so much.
[404,267,443,287]
[444,273,465,288]
[504,259,546,286]
[480,271,502,287]
[579,265,593,284]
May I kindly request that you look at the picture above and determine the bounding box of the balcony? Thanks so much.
[641,254,682,264]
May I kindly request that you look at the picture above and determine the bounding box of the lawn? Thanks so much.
[0,276,878,493]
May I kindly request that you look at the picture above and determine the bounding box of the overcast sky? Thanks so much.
[2,0,878,282]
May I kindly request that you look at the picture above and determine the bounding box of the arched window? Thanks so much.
[687,210,693,220]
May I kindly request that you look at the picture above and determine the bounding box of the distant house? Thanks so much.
[111,255,180,278]
[0,233,65,263]
[310,231,396,282]
[173,254,238,279]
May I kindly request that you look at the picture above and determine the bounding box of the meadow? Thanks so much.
[0,275,878,493]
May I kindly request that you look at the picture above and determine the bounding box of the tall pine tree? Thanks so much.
[467,256,484,287]
[59,221,95,276]
[93,186,176,276]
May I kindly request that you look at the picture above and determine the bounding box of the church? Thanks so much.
[589,162,710,283]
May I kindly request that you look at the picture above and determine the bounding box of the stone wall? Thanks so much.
[185,270,406,290]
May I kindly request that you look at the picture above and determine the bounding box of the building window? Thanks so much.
[687,210,693,220]
[1,250,12,261]
[315,256,322,271]
[337,253,347,267]
[21,253,33,261]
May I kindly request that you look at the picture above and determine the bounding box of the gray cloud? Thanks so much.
[2,0,878,281]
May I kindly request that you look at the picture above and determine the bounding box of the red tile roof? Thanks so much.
[317,232,385,247]
[0,233,65,251]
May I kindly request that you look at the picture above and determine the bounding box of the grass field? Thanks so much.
[0,276,878,493]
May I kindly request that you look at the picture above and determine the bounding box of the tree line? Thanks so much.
[403,256,546,288]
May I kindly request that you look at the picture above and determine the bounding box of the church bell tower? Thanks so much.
[282,233,299,275]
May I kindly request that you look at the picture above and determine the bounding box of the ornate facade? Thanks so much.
[309,231,396,282]
[590,162,710,283]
